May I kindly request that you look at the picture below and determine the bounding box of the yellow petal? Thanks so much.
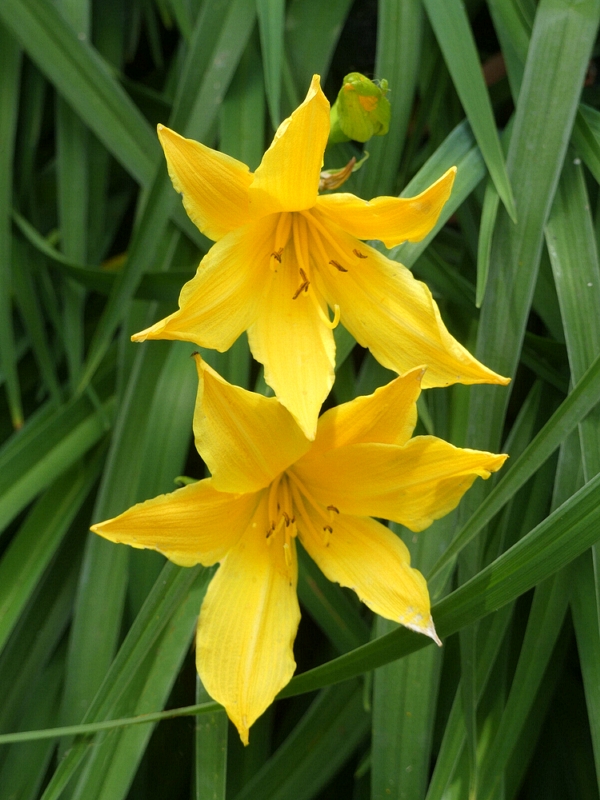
[313,167,457,248]
[310,219,510,388]
[194,356,311,494]
[248,75,330,217]
[158,125,253,241]
[309,367,424,457]
[90,479,258,567]
[246,237,336,440]
[197,495,300,744]
[296,502,438,642]
[293,438,507,531]
[132,216,276,350]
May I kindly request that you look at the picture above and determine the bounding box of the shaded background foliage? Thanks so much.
[1,0,600,798]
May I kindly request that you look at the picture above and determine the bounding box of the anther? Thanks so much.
[353,249,367,259]
[327,505,340,514]
[271,248,284,262]
[323,525,333,533]
[283,511,291,526]
[292,268,310,299]
[329,259,348,273]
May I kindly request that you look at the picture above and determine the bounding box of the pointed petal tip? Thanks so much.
[493,453,510,472]
[296,416,317,442]
[192,352,223,387]
[400,364,427,385]
[131,319,169,342]
[237,721,250,747]
[309,74,323,94]
[156,123,175,142]
[405,617,442,646]
[156,124,175,149]
[427,621,443,647]
[309,74,329,109]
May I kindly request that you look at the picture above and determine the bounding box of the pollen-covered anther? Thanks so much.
[327,505,340,513]
[271,248,284,263]
[329,259,348,273]
[292,268,310,300]
[353,249,367,259]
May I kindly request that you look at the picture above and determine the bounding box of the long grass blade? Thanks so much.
[0,23,23,428]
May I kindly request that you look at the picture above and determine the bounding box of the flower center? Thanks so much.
[269,212,350,329]
[287,470,339,548]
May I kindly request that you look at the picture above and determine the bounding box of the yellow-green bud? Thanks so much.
[329,73,391,144]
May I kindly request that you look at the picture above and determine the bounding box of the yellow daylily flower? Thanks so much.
[132,74,509,440]
[91,357,507,745]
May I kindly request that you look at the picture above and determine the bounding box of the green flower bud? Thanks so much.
[329,73,391,144]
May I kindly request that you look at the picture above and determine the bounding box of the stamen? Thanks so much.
[292,268,310,300]
[289,477,336,551]
[327,505,340,513]
[291,214,313,299]
[270,214,292,271]
[274,213,292,248]
[283,542,292,568]
[266,475,298,572]
[268,474,283,530]
[307,222,335,272]
[302,210,354,268]
[353,249,367,259]
[329,259,348,272]
[288,471,337,529]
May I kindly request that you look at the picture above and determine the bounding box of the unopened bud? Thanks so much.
[329,73,391,144]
